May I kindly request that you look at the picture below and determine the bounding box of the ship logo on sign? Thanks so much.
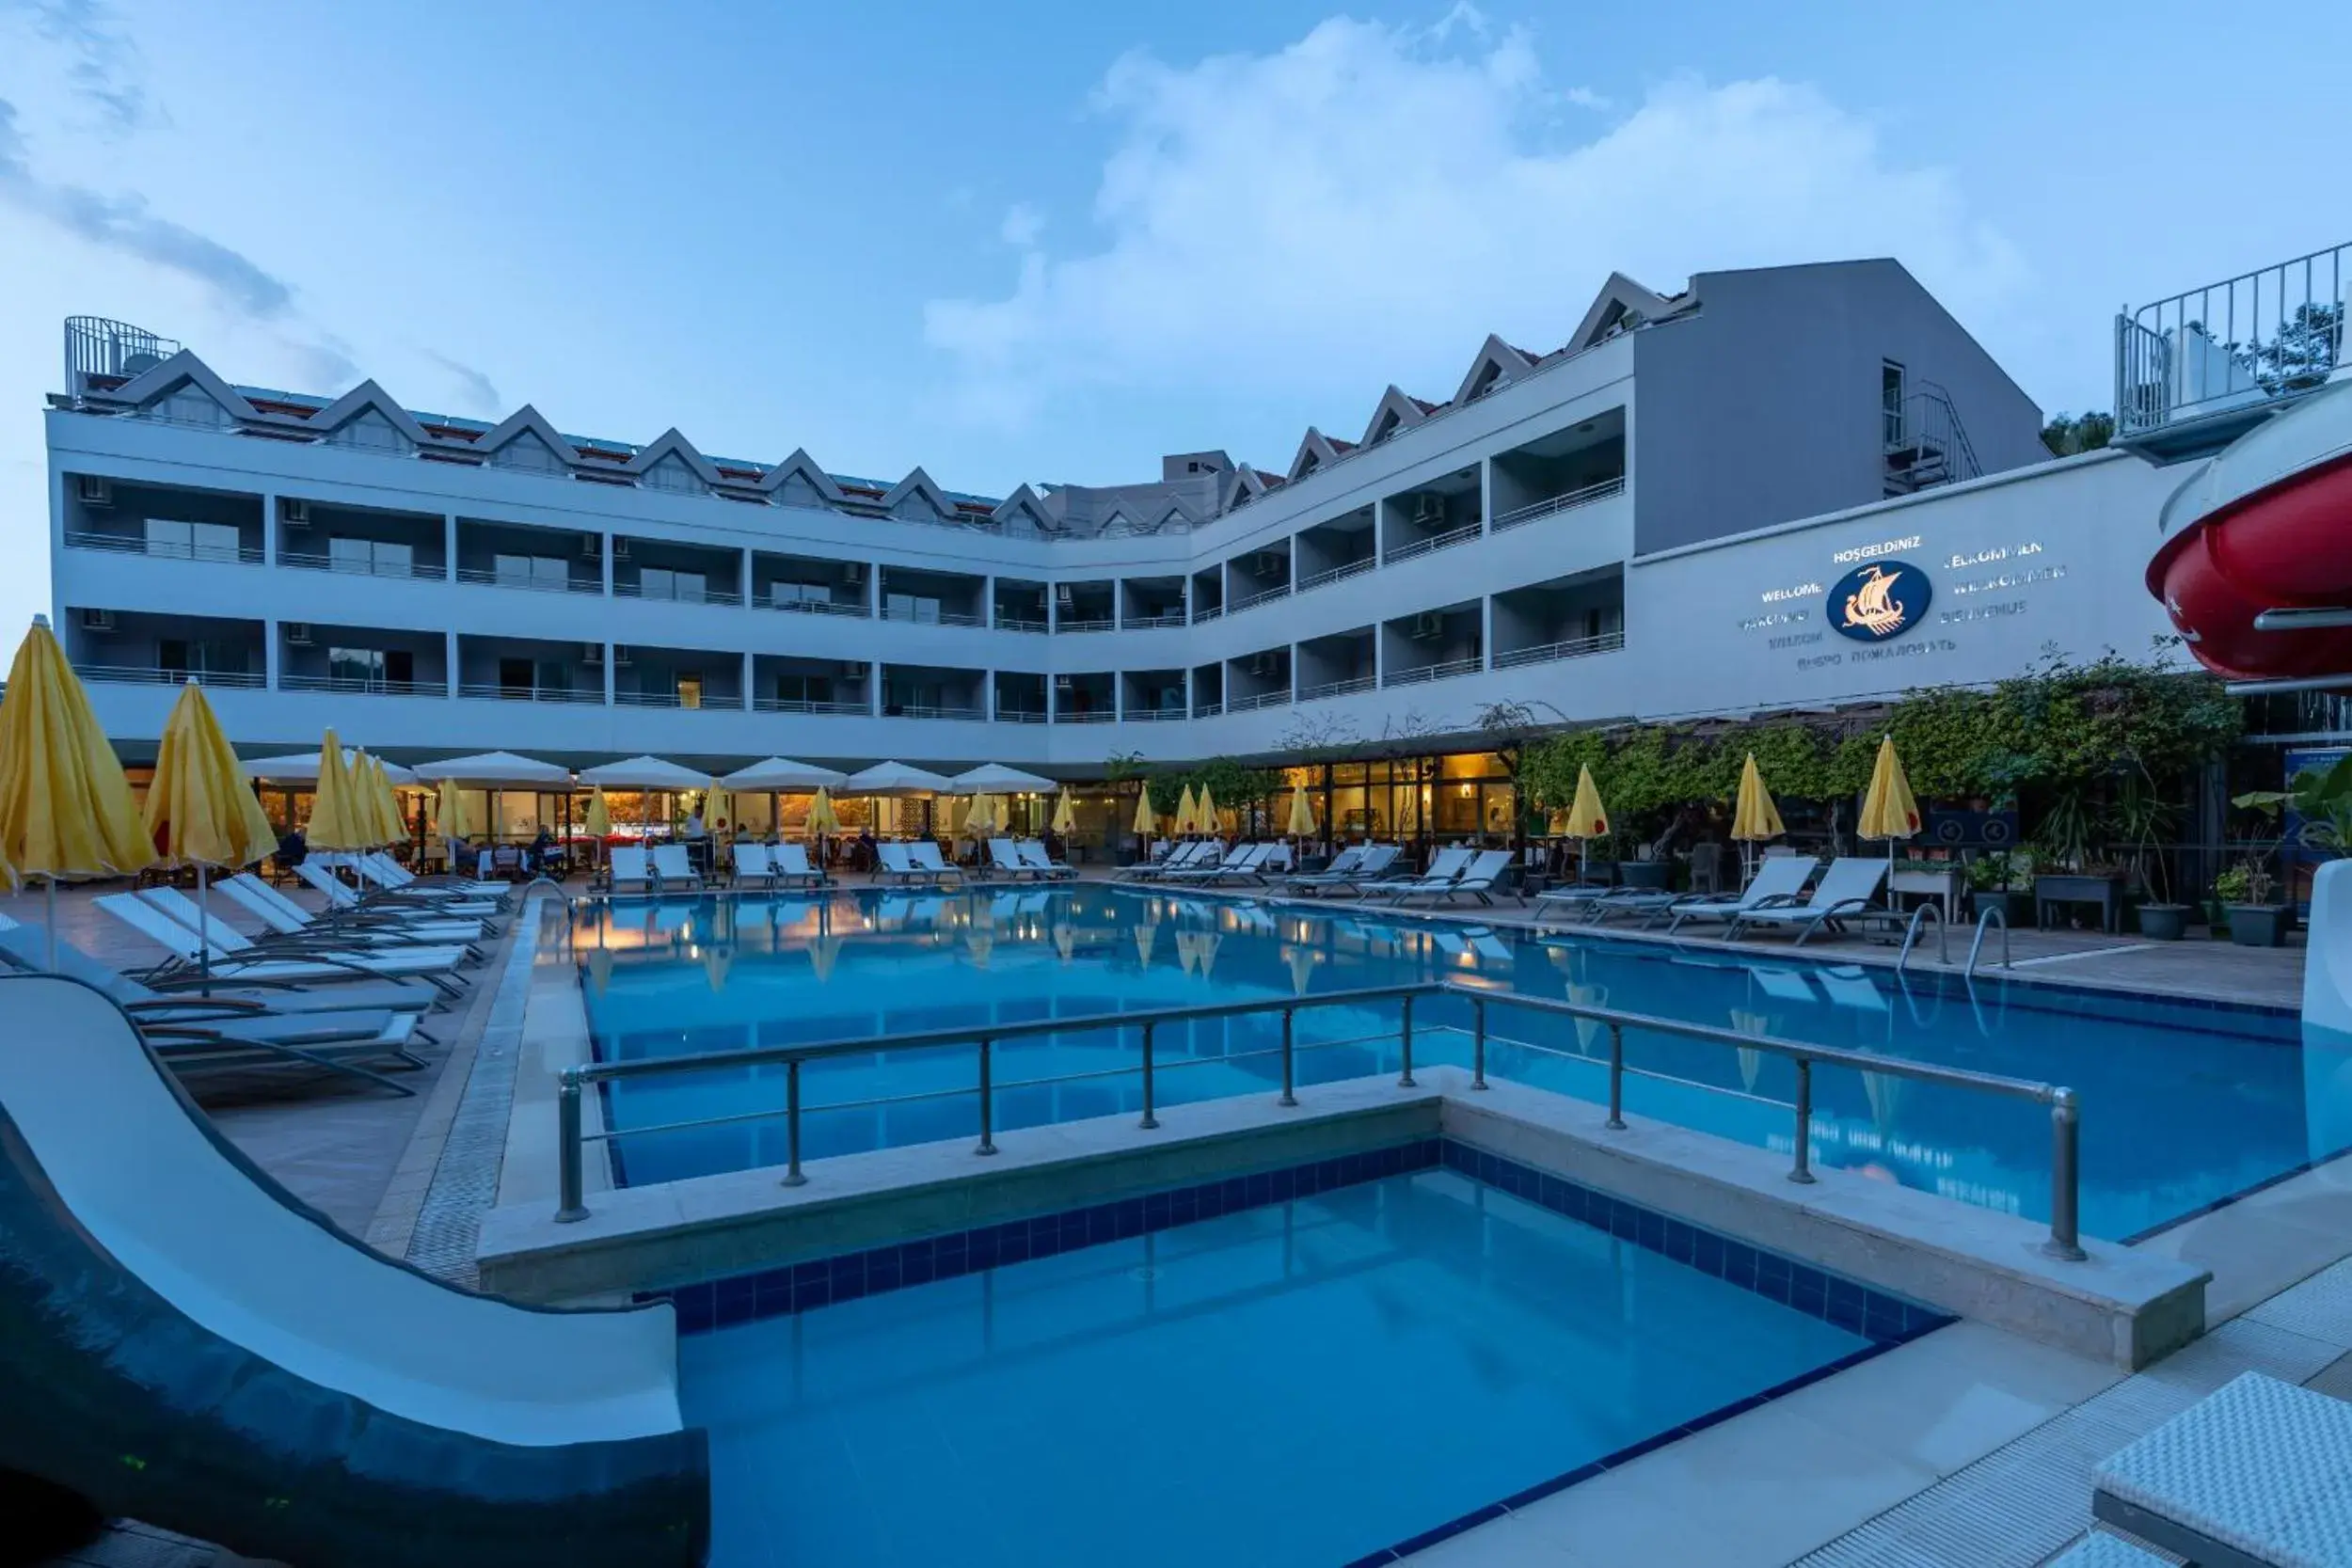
[1828,560,1931,642]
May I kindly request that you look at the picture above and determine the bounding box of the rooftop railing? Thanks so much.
[548,975,2087,1261]
[1489,475,1627,533]
[2116,241,2347,451]
[1490,630,1624,670]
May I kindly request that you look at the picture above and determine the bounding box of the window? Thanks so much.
[328,536,415,578]
[158,639,247,677]
[497,657,533,696]
[640,567,707,603]
[885,592,943,624]
[774,673,836,705]
[1883,360,1907,447]
[770,580,829,609]
[144,518,242,562]
[326,647,417,689]
[493,553,570,592]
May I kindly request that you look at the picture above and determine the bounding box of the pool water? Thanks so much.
[678,1165,1876,1568]
[577,886,2336,1243]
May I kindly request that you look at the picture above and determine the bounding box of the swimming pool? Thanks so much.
[674,1146,1925,1568]
[576,886,2334,1243]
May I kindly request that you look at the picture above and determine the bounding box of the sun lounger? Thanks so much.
[770,842,826,889]
[1176,843,1274,884]
[0,917,441,1018]
[606,846,655,895]
[910,840,966,886]
[988,838,1038,880]
[138,886,485,968]
[732,843,775,890]
[1722,857,1891,945]
[649,843,704,891]
[1661,857,1820,934]
[226,872,483,941]
[212,877,486,948]
[1385,847,1514,906]
[1120,840,1207,880]
[1281,845,1365,887]
[96,895,473,997]
[873,843,924,885]
[2092,1372,2352,1568]
[295,862,502,922]
[1015,841,1076,880]
[358,850,512,903]
[1359,846,1474,902]
[1284,844,1401,897]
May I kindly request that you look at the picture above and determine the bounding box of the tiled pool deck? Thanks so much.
[13,870,2342,1568]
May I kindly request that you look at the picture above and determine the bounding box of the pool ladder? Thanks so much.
[1895,902,2012,979]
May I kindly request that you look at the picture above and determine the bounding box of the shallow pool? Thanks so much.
[678,1162,1883,1568]
[577,886,2333,1242]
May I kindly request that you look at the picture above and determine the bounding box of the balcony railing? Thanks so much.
[456,683,605,704]
[752,696,870,716]
[1383,522,1483,566]
[879,607,987,628]
[1121,706,1186,722]
[1384,656,1483,688]
[74,664,266,689]
[766,595,871,619]
[614,689,744,710]
[1491,629,1626,670]
[1226,688,1291,713]
[1191,604,1225,625]
[993,615,1049,634]
[613,581,745,608]
[278,673,448,698]
[454,566,603,595]
[1121,611,1187,630]
[1489,475,1628,533]
[1297,673,1376,703]
[2117,241,2347,451]
[277,550,446,580]
[64,531,264,565]
[1055,707,1117,724]
[1227,584,1291,616]
[994,707,1049,724]
[1295,557,1375,595]
[1192,701,1224,719]
[1055,617,1116,634]
[883,704,985,721]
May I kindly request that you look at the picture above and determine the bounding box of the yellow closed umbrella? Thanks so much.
[145,680,275,977]
[368,753,405,848]
[1053,787,1077,837]
[1730,752,1785,884]
[1174,784,1198,836]
[358,752,395,848]
[1196,784,1219,838]
[0,615,157,961]
[1562,764,1609,881]
[307,730,365,853]
[1857,735,1920,872]
[807,786,840,836]
[1286,784,1317,840]
[439,780,476,842]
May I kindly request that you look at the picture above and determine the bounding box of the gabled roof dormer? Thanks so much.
[86,352,261,430]
[1097,507,1144,538]
[881,467,957,524]
[1287,427,1351,483]
[311,380,433,455]
[1360,385,1440,448]
[1566,271,1685,353]
[627,428,719,496]
[1144,499,1195,534]
[992,483,1055,534]
[1220,465,1273,513]
[477,405,579,476]
[757,448,846,512]
[1451,335,1536,406]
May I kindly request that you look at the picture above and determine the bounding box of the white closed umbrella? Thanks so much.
[843,761,954,796]
[244,750,419,785]
[721,757,849,792]
[579,755,713,791]
[945,763,1057,796]
[410,751,575,787]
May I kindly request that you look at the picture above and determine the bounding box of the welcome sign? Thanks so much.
[1826,560,1932,642]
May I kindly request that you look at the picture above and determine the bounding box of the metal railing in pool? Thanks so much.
[552,979,2087,1260]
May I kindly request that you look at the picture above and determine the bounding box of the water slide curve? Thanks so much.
[0,974,707,1567]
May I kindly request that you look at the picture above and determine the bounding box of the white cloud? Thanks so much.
[998,201,1045,248]
[922,18,2027,436]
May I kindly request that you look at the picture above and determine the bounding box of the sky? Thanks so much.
[3,0,2347,662]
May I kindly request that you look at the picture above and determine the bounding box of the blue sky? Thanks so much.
[4,0,2347,660]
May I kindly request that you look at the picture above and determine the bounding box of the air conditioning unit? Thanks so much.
[581,642,604,664]
[1408,612,1444,640]
[1055,583,1074,606]
[843,562,866,585]
[280,499,309,526]
[1410,495,1445,527]
[74,475,112,507]
[79,608,116,632]
[284,622,312,646]
[612,644,633,667]
[612,538,631,560]
[1055,674,1073,690]
[1247,653,1277,676]
[580,534,603,559]
[838,660,864,678]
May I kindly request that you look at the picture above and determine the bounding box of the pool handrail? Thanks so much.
[552,978,2086,1260]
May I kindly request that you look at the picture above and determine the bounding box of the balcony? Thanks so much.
[1490,412,1626,531]
[1493,566,1624,673]
[280,548,443,580]
[1380,469,1480,564]
[755,655,867,717]
[1383,523,1480,566]
[614,536,745,607]
[880,604,987,628]
[1382,602,1482,687]
[1120,576,1188,629]
[1054,672,1117,724]
[1055,580,1117,634]
[615,644,744,711]
[993,578,1050,634]
[1121,668,1187,722]
[65,609,265,691]
[1225,644,1291,712]
[278,498,448,580]
[76,663,267,689]
[279,623,448,699]
[753,552,870,618]
[1227,689,1291,713]
[279,673,446,697]
[1297,673,1376,702]
[458,682,604,705]
[882,663,986,721]
[1490,631,1624,669]
[456,633,605,705]
[881,567,988,629]
[59,476,266,566]
[65,528,264,565]
[753,697,868,716]
[994,671,1048,723]
[1224,545,1291,617]
[455,519,605,595]
[2115,240,2347,461]
[616,689,745,710]
[1489,475,1626,534]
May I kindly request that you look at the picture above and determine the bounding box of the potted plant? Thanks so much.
[2112,768,2188,940]
[2213,861,2290,947]
[2225,755,2351,947]
[1967,849,2035,927]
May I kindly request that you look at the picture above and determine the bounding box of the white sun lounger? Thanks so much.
[0,916,442,1017]
[1386,847,1514,906]
[136,887,485,966]
[1286,844,1401,897]
[358,850,512,902]
[649,843,703,891]
[907,841,964,886]
[213,877,485,948]
[96,895,472,997]
[1121,840,1209,880]
[988,838,1037,880]
[770,842,826,889]
[873,843,923,885]
[606,845,655,894]
[1360,846,1474,901]
[1016,841,1076,880]
[227,873,479,942]
[1175,843,1273,884]
[1723,857,1891,944]
[295,862,502,921]
[1658,856,1820,934]
[2092,1371,2352,1568]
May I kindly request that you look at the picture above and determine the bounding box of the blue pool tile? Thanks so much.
[998,1230,1030,1264]
[829,1254,866,1295]
[1636,1211,1665,1250]
[902,1252,936,1286]
[1116,1197,1146,1236]
[796,1278,831,1311]
[713,1276,755,1327]
[866,1251,902,1292]
[1197,1184,1226,1220]
[1663,1221,1695,1264]
[1247,1171,1273,1205]
[1381,1503,1508,1559]
[1497,1462,1606,1512]
[1168,1189,1198,1224]
[670,1285,713,1335]
[753,1270,794,1316]
[938,1230,970,1266]
[1692,1230,1724,1274]
[1721,1242,1757,1289]
[1144,1192,1170,1225]
[1269,1165,1296,1200]
[1756,1251,1791,1285]
[1608,1203,1637,1242]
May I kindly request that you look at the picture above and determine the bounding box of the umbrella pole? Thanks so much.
[44,879,56,972]
[196,863,212,991]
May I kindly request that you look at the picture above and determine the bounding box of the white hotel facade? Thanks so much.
[43,258,2186,794]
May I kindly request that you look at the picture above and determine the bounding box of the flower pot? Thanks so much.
[2136,903,2190,941]
[2225,904,2290,947]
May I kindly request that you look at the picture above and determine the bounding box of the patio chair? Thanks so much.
[648,843,704,892]
[1386,848,1515,906]
[1015,841,1076,880]
[1661,857,1820,935]
[988,838,1037,880]
[95,895,472,997]
[908,840,965,887]
[607,846,655,895]
[873,843,923,885]
[1285,844,1402,898]
[1120,840,1203,880]
[0,915,442,1017]
[1359,846,1474,902]
[357,850,513,903]
[733,843,775,891]
[209,878,486,949]
[303,862,503,921]
[770,842,827,890]
[1722,857,1891,945]
[1174,843,1273,884]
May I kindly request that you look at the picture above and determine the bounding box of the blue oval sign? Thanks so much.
[1826,560,1931,642]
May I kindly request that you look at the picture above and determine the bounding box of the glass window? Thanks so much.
[328,646,386,687]
[330,537,414,577]
[886,593,942,624]
[144,518,241,561]
[641,568,707,603]
[494,554,569,591]
[1439,752,1508,780]
[770,580,827,609]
